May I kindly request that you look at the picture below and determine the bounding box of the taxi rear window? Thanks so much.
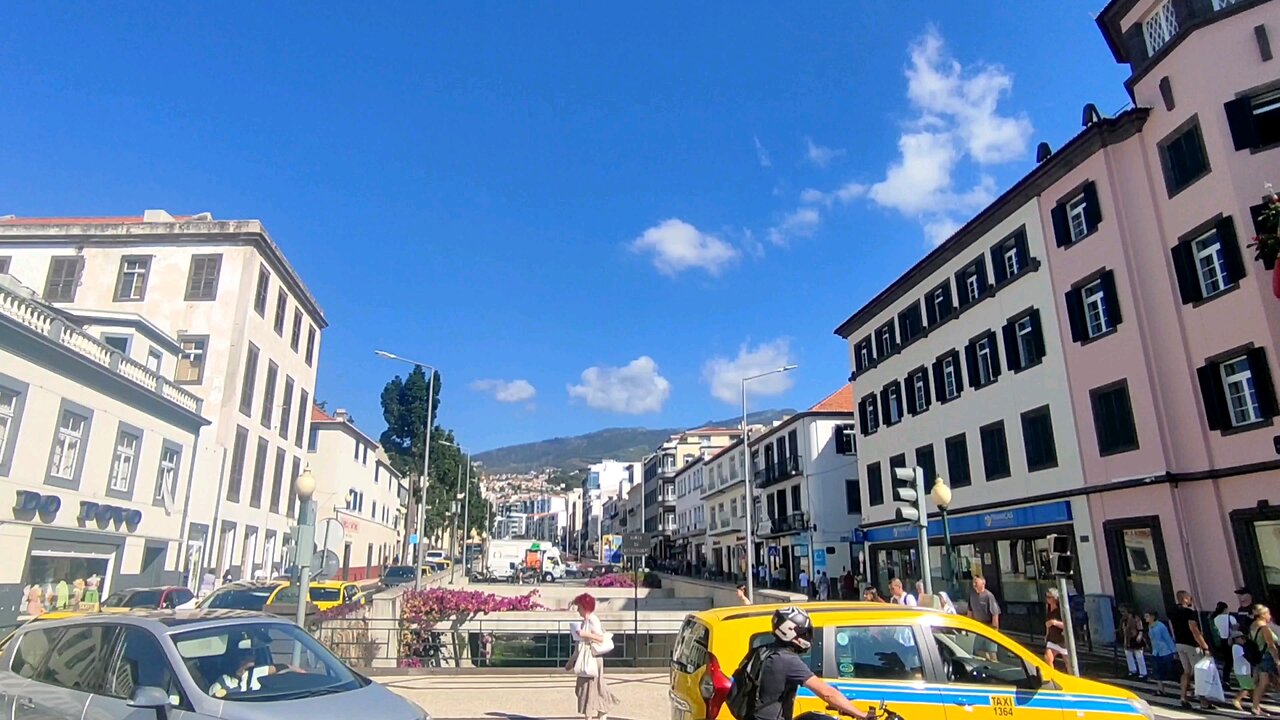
[671,618,709,672]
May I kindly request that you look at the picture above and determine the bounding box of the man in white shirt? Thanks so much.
[798,570,810,596]
[889,577,918,606]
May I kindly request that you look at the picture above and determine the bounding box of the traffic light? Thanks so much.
[892,466,927,528]
[1047,533,1073,576]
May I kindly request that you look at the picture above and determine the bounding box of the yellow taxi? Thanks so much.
[197,579,366,611]
[669,602,1154,720]
[302,580,368,610]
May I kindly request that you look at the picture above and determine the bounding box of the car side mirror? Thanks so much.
[1018,664,1045,690]
[128,686,171,720]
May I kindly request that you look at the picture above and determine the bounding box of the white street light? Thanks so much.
[293,466,319,656]
[742,364,798,603]
[375,349,437,590]
[931,476,955,594]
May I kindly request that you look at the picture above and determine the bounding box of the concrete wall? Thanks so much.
[658,573,805,608]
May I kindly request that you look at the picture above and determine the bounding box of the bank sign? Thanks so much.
[862,500,1072,544]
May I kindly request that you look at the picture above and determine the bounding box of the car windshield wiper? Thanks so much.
[277,684,348,700]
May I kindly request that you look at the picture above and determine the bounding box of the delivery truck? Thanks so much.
[486,540,565,582]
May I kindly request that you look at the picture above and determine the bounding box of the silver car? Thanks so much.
[0,610,429,720]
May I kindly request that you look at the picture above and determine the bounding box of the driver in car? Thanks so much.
[208,648,278,698]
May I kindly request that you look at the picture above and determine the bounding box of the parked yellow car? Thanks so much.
[670,602,1154,720]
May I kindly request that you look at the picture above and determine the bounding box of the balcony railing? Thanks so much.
[767,511,810,535]
[0,282,203,415]
[755,456,802,489]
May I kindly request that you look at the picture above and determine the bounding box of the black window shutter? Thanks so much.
[988,332,1002,380]
[1246,348,1279,419]
[1051,203,1071,247]
[1224,97,1258,152]
[1002,320,1019,371]
[922,370,932,406]
[1016,231,1031,268]
[965,343,979,389]
[1217,217,1246,285]
[1065,288,1086,343]
[976,261,990,296]
[1121,24,1149,65]
[932,359,946,399]
[1170,241,1202,304]
[991,246,1008,285]
[1082,181,1102,232]
[925,295,938,326]
[858,398,870,435]
[880,388,891,423]
[1196,363,1229,431]
[893,380,904,417]
[905,378,918,416]
[1100,270,1123,327]
[954,269,970,306]
[1030,309,1046,361]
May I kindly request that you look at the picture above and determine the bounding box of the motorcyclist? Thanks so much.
[754,606,873,720]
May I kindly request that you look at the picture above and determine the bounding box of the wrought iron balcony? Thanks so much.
[754,456,802,488]
[767,511,810,535]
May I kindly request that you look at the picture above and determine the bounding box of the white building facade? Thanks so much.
[306,406,406,580]
[700,441,748,581]
[672,459,706,572]
[0,276,208,623]
[0,212,326,582]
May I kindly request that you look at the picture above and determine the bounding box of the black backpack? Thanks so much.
[726,645,780,720]
[1243,628,1264,666]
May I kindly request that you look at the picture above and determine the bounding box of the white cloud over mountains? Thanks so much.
[702,339,796,406]
[568,356,671,414]
[470,378,537,403]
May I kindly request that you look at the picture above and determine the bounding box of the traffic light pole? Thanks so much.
[916,467,933,596]
[893,465,933,596]
[1058,575,1079,676]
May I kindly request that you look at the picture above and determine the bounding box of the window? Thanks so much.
[50,408,89,482]
[154,443,181,505]
[1142,0,1178,56]
[1171,218,1245,304]
[1226,88,1280,151]
[261,361,278,429]
[1066,272,1122,342]
[185,255,221,301]
[43,257,82,302]
[875,323,897,358]
[290,309,303,351]
[146,347,163,373]
[885,384,903,424]
[239,343,259,416]
[227,426,249,502]
[254,265,271,317]
[34,624,118,692]
[866,462,883,506]
[856,339,873,373]
[102,334,130,356]
[845,479,862,514]
[1021,405,1059,471]
[114,256,151,301]
[748,630,824,676]
[990,228,1029,285]
[933,352,961,401]
[176,336,208,384]
[1158,119,1210,195]
[101,627,185,707]
[0,385,23,474]
[1002,310,1045,371]
[1052,182,1101,247]
[11,627,54,678]
[859,394,880,436]
[270,448,286,513]
[945,434,971,488]
[305,326,317,367]
[906,369,931,416]
[979,421,1011,481]
[274,288,288,336]
[109,427,141,494]
[965,270,980,304]
[898,304,924,344]
[0,256,9,275]
[1220,356,1262,427]
[296,388,310,448]
[926,282,954,326]
[280,377,294,441]
[931,626,1037,688]
[975,336,997,386]
[834,424,857,455]
[915,445,936,492]
[1091,381,1140,455]
[250,438,268,508]
[832,625,923,681]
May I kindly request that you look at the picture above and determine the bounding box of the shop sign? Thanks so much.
[77,501,142,531]
[13,490,62,517]
[340,517,361,534]
[864,500,1073,544]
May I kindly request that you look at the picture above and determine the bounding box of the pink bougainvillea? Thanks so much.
[399,587,544,665]
[587,573,635,588]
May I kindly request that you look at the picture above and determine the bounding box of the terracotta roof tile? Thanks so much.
[808,383,854,413]
[311,405,335,423]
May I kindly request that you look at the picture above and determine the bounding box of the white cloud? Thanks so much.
[470,378,537,403]
[867,28,1032,245]
[799,182,867,208]
[805,137,847,168]
[799,188,827,205]
[753,136,772,168]
[702,340,797,406]
[630,218,739,276]
[568,356,671,414]
[768,206,822,246]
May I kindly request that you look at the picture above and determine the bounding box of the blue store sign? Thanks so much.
[863,500,1073,544]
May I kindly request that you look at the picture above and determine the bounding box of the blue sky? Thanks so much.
[1,3,1132,452]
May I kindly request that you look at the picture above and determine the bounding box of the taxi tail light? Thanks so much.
[702,652,732,719]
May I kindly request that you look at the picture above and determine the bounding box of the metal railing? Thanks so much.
[755,456,802,488]
[766,511,809,535]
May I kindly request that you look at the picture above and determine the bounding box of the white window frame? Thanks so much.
[1221,356,1261,427]
[117,258,149,300]
[942,357,958,399]
[866,400,880,431]
[1067,194,1089,242]
[879,326,893,353]
[933,287,947,317]
[1211,0,1241,12]
[109,431,139,492]
[156,446,180,503]
[1004,243,1021,277]
[977,339,994,385]
[0,388,17,456]
[145,347,163,374]
[1192,231,1229,298]
[859,344,871,369]
[1143,0,1179,56]
[1083,280,1111,338]
[177,337,207,383]
[965,270,980,303]
[913,373,927,411]
[51,411,87,480]
[887,387,902,423]
[1016,316,1036,368]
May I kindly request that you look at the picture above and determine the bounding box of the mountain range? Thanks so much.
[474,409,795,473]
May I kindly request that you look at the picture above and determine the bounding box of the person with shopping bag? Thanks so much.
[1171,590,1216,710]
[567,593,619,720]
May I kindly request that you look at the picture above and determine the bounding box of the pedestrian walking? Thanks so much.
[967,576,1001,660]
[568,593,619,720]
[889,578,917,607]
[1230,634,1254,713]
[1045,589,1071,671]
[1247,605,1279,717]
[1236,587,1256,629]
[1211,601,1238,690]
[1171,590,1213,710]
[1119,604,1147,680]
[817,572,829,601]
[1146,610,1178,697]
[840,569,855,600]
[798,569,810,597]
[862,587,885,603]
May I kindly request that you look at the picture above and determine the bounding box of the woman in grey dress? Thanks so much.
[570,593,618,720]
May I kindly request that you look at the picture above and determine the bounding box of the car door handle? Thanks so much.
[16,696,34,709]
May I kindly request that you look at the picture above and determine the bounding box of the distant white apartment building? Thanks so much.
[673,458,707,570]
[0,212,326,581]
[583,460,639,553]
[306,406,406,579]
[0,275,209,623]
[700,440,748,580]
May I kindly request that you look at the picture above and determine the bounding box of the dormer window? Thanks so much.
[1142,0,1178,56]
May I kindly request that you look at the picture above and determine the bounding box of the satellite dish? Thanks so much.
[311,519,345,580]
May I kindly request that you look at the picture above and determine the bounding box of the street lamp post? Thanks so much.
[292,467,317,663]
[375,350,436,590]
[741,364,798,603]
[930,476,954,597]
[442,441,472,584]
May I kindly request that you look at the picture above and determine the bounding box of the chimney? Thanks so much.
[1082,103,1103,127]
[334,408,350,422]
[1036,142,1052,163]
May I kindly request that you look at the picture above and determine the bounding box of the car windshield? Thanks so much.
[172,621,364,702]
[204,587,276,611]
[385,567,413,579]
[114,590,163,608]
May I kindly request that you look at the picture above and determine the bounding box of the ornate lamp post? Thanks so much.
[930,476,953,594]
[292,467,316,663]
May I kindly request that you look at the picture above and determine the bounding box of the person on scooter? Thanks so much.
[754,606,873,720]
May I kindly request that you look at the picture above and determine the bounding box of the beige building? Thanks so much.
[306,406,406,580]
[0,212,326,581]
[0,274,208,623]
[641,427,740,561]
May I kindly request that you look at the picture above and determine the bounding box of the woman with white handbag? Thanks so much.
[568,593,619,720]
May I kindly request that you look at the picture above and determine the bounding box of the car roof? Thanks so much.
[691,601,943,625]
[111,586,187,594]
[19,609,291,633]
[215,581,285,590]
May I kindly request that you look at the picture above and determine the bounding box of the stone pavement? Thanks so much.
[376,671,669,720]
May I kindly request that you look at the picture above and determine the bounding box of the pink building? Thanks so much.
[1040,0,1280,614]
